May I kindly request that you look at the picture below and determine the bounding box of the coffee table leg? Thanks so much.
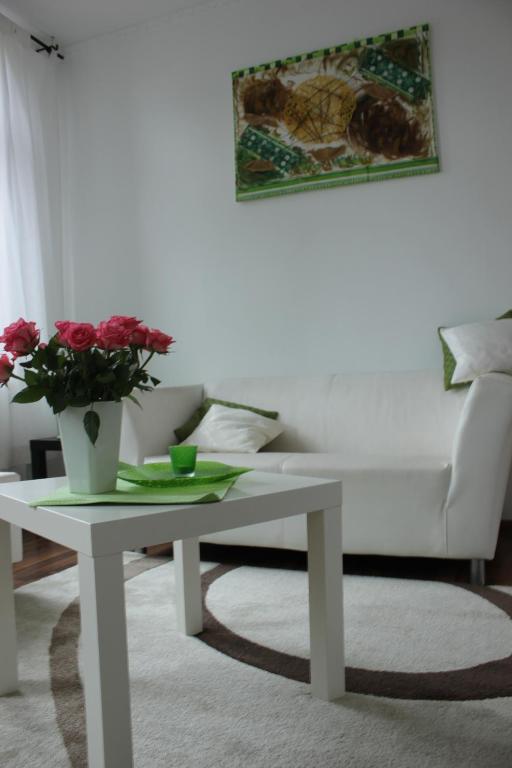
[307,507,345,701]
[0,519,18,695]
[78,553,133,768]
[174,538,203,635]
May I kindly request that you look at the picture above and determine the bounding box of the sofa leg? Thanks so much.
[470,559,486,586]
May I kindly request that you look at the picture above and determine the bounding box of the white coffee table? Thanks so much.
[0,471,344,768]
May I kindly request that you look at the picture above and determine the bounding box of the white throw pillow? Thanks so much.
[181,404,283,453]
[440,319,512,384]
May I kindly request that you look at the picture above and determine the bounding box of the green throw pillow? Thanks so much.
[439,309,512,391]
[174,398,279,443]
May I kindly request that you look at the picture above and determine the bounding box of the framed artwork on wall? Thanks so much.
[232,23,439,201]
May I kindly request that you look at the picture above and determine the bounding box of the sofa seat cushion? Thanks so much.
[284,453,451,557]
[280,452,450,477]
[193,453,452,558]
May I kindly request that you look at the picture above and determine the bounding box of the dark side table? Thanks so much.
[30,437,62,480]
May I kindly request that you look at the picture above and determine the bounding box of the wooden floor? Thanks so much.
[13,522,512,589]
[13,533,77,589]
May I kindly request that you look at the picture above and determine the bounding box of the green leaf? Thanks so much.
[51,393,68,414]
[12,386,46,404]
[24,370,40,387]
[127,393,143,409]
[96,371,116,384]
[150,377,161,386]
[48,334,61,348]
[113,364,130,382]
[83,410,100,445]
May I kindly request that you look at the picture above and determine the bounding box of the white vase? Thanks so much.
[58,401,123,494]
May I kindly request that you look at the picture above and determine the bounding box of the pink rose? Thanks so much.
[129,324,149,346]
[59,322,97,352]
[55,320,71,345]
[146,328,175,354]
[109,315,141,332]
[96,318,132,350]
[0,318,40,356]
[0,354,13,385]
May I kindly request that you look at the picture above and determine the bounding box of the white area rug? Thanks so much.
[1,555,512,767]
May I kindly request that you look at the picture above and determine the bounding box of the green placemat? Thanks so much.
[29,477,238,507]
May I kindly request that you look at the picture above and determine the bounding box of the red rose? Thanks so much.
[146,328,175,354]
[109,315,141,332]
[0,354,13,385]
[96,319,132,350]
[0,318,40,356]
[55,320,70,345]
[60,322,97,352]
[129,324,149,346]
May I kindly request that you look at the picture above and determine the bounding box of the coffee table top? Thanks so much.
[0,472,341,556]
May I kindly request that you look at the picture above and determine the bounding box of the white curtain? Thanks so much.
[0,17,63,470]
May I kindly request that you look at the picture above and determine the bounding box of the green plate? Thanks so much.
[117,460,252,488]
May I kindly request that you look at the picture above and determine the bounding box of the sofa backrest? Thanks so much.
[204,370,467,456]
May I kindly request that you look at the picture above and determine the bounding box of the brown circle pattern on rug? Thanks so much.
[48,559,512,766]
[198,564,512,702]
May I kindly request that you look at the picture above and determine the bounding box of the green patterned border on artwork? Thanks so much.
[231,23,430,80]
[236,157,439,201]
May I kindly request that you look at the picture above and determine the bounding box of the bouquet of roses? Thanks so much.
[0,315,174,443]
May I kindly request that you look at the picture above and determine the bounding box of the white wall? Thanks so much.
[62,0,512,386]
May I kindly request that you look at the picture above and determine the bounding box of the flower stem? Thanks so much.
[140,350,155,369]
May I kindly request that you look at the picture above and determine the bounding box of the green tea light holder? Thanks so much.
[169,445,197,477]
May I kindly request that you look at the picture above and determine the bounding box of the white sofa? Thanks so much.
[0,472,23,562]
[120,371,512,581]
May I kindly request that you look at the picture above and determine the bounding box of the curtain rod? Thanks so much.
[0,10,64,60]
[30,34,64,60]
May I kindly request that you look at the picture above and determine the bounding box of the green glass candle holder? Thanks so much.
[169,445,197,477]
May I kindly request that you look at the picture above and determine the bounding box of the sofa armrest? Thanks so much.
[444,372,512,559]
[120,385,203,464]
